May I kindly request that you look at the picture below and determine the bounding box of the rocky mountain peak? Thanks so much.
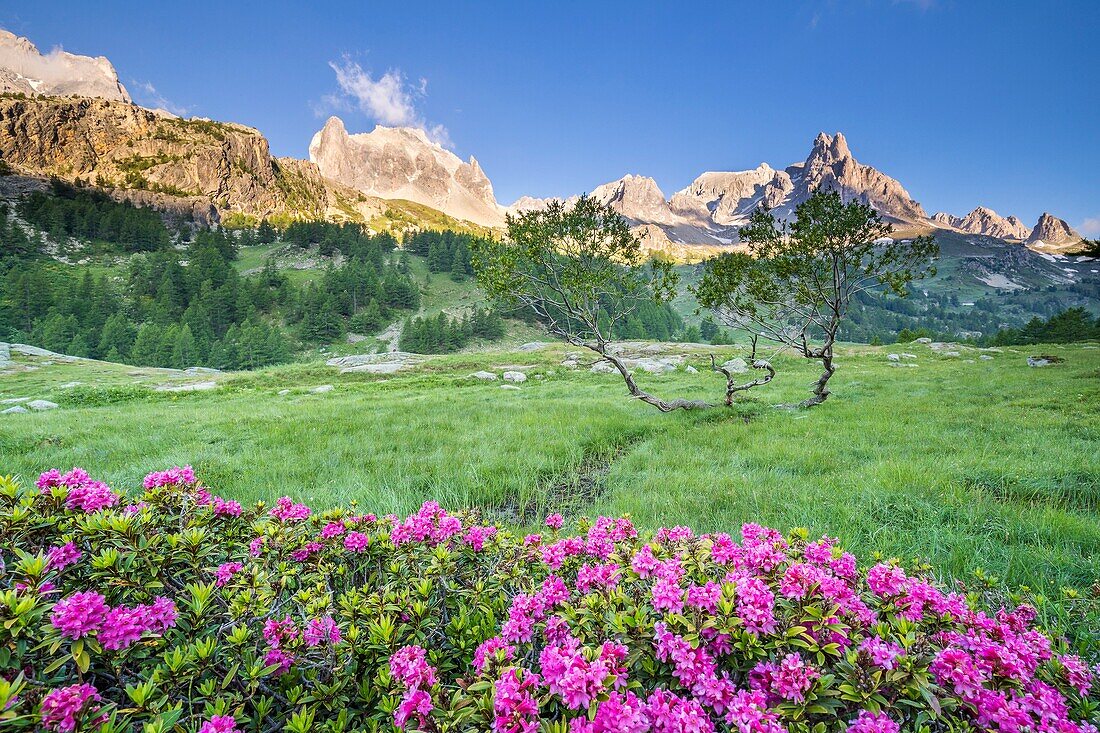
[933,206,1030,240]
[1026,212,1082,250]
[309,116,503,227]
[0,28,130,102]
[589,174,677,225]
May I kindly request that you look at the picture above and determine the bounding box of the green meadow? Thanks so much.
[2,339,1097,598]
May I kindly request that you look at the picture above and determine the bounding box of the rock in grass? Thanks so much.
[277,389,291,395]
[590,361,617,374]
[980,355,994,361]
[503,371,527,383]
[722,358,749,373]
[2,405,28,414]
[887,354,900,362]
[500,385,521,391]
[561,359,578,368]
[1027,357,1052,367]
[310,385,334,394]
[684,365,698,374]
[517,342,547,352]
[27,400,59,410]
[470,371,497,381]
[915,337,932,344]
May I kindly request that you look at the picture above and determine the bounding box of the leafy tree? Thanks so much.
[472,195,707,411]
[694,190,938,407]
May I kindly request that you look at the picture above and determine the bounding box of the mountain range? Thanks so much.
[0,28,1087,258]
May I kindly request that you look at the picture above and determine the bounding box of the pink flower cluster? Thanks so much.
[215,561,243,586]
[304,616,342,647]
[142,465,196,489]
[38,468,119,513]
[494,667,540,733]
[198,715,240,733]
[750,653,820,704]
[39,683,103,732]
[49,591,176,650]
[213,496,242,516]
[46,542,81,571]
[390,645,438,729]
[269,496,311,522]
[390,501,463,546]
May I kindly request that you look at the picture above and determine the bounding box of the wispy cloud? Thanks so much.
[1079,217,1100,237]
[132,81,190,117]
[321,57,451,148]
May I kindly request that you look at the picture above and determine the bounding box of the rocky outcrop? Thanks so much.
[1026,212,1082,251]
[670,164,790,226]
[0,96,411,225]
[589,175,679,226]
[932,207,1030,239]
[0,29,129,102]
[309,116,504,227]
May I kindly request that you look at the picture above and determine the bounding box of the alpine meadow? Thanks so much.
[1,4,1099,733]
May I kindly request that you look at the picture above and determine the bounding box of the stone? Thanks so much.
[887,353,900,362]
[0,397,29,404]
[560,360,578,369]
[684,365,698,374]
[517,342,548,352]
[341,363,405,375]
[642,344,665,354]
[979,355,994,361]
[310,385,334,393]
[503,371,527,383]
[470,371,498,381]
[1,406,28,414]
[1027,357,1052,367]
[156,381,217,392]
[590,361,618,374]
[915,337,932,344]
[500,385,522,391]
[943,351,961,357]
[721,358,749,373]
[901,353,917,359]
[0,342,9,361]
[277,389,291,395]
[184,366,222,375]
[27,399,59,410]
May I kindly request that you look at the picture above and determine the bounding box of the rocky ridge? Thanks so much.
[0,29,129,102]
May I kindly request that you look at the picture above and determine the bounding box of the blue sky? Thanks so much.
[3,1,1098,232]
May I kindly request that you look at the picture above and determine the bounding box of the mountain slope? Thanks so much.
[0,29,129,102]
[309,116,504,228]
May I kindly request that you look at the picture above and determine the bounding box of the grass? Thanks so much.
[1,340,1098,596]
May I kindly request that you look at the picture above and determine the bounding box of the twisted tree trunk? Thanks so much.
[710,353,776,406]
[583,341,713,412]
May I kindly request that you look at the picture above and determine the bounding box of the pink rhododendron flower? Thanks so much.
[390,645,438,689]
[269,496,311,522]
[751,653,819,703]
[45,542,81,571]
[249,536,265,556]
[394,688,433,729]
[474,636,517,673]
[263,617,299,648]
[40,683,102,732]
[213,496,242,516]
[539,636,612,710]
[50,591,108,638]
[1061,654,1093,696]
[646,688,715,733]
[867,563,908,596]
[198,715,239,733]
[142,465,196,489]
[576,562,620,594]
[464,524,498,551]
[847,710,899,733]
[321,521,346,539]
[859,636,905,670]
[304,616,341,647]
[545,513,564,529]
[215,562,243,586]
[493,667,541,733]
[264,647,294,675]
[344,531,370,552]
[65,480,119,513]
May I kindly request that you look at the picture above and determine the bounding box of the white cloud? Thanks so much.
[325,57,451,148]
[132,81,190,117]
[1079,217,1100,237]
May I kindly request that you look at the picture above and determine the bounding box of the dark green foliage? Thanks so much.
[17,179,173,253]
[991,307,1100,345]
[399,308,505,353]
[404,229,480,277]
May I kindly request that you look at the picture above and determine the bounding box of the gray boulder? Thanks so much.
[684,365,698,374]
[517,342,547,352]
[503,371,527,383]
[915,337,932,344]
[979,355,994,361]
[310,385,334,394]
[470,371,498,381]
[590,361,618,374]
[27,400,59,411]
[1,405,28,414]
[1027,357,1052,368]
[721,358,749,373]
[500,384,522,391]
[887,353,900,362]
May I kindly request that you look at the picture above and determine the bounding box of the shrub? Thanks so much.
[0,468,1097,732]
